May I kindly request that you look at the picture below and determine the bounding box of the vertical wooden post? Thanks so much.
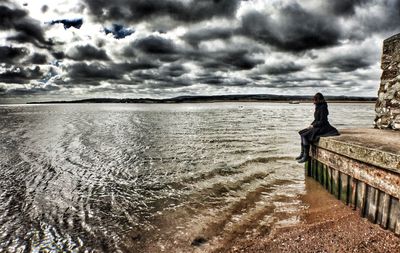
[328,167,333,194]
[378,192,390,229]
[357,182,367,217]
[388,198,400,235]
[339,173,349,204]
[350,178,358,210]
[332,169,339,199]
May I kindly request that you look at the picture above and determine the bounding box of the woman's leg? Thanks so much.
[301,136,309,146]
[298,135,310,163]
[295,135,305,160]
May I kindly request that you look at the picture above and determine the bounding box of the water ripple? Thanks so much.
[0,103,374,252]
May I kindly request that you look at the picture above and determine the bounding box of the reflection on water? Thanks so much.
[0,103,374,252]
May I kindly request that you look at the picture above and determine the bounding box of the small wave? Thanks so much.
[233,156,294,170]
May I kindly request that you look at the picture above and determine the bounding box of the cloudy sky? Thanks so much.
[0,0,399,103]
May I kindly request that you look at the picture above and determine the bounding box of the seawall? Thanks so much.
[306,128,400,235]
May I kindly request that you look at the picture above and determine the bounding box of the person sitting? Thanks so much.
[296,93,340,163]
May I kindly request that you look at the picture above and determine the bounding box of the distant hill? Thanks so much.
[28,94,377,104]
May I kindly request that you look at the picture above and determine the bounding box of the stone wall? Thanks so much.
[374,34,400,130]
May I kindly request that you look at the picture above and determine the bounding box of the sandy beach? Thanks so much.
[225,178,400,253]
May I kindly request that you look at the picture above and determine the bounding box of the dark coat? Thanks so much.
[299,102,339,143]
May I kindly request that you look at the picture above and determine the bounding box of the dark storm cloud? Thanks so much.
[362,1,400,33]
[117,60,160,71]
[66,62,121,81]
[83,0,240,23]
[0,46,29,63]
[138,76,192,89]
[51,51,65,60]
[182,27,234,47]
[28,53,48,64]
[263,76,328,89]
[65,59,160,84]
[218,50,263,70]
[160,64,187,77]
[134,35,177,54]
[320,55,373,72]
[240,4,341,52]
[0,66,43,84]
[131,35,182,62]
[114,67,192,89]
[2,84,60,96]
[48,18,83,29]
[67,44,110,61]
[132,70,190,88]
[328,0,370,16]
[0,3,52,48]
[104,24,134,39]
[264,62,304,75]
[196,49,264,71]
[196,74,250,86]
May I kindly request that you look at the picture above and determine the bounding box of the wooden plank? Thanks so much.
[350,178,358,210]
[323,164,328,190]
[340,173,350,204]
[389,198,400,235]
[328,167,333,194]
[388,197,399,232]
[366,186,379,223]
[318,161,323,185]
[338,171,342,200]
[377,192,390,229]
[332,169,339,199]
[357,181,367,217]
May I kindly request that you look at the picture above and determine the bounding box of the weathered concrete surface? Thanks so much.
[316,128,400,173]
[375,33,400,130]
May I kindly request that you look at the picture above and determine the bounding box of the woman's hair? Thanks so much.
[313,92,325,104]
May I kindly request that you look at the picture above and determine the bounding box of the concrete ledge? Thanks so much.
[307,128,400,235]
[316,128,400,173]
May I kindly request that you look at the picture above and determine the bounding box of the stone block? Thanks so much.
[375,33,400,130]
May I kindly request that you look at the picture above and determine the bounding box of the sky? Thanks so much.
[0,0,399,103]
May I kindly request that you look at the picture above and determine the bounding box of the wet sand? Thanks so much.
[225,178,400,253]
[143,175,400,253]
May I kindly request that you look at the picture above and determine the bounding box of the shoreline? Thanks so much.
[226,178,400,253]
[0,100,377,106]
[15,94,376,105]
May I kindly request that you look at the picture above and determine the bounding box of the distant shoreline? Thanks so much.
[26,95,377,104]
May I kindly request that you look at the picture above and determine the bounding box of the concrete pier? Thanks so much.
[306,128,400,234]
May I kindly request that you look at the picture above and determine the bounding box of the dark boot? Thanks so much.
[295,145,304,160]
[297,145,310,163]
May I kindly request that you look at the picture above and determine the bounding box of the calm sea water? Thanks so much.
[0,103,374,252]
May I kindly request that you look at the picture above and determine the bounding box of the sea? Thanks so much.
[0,103,374,252]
